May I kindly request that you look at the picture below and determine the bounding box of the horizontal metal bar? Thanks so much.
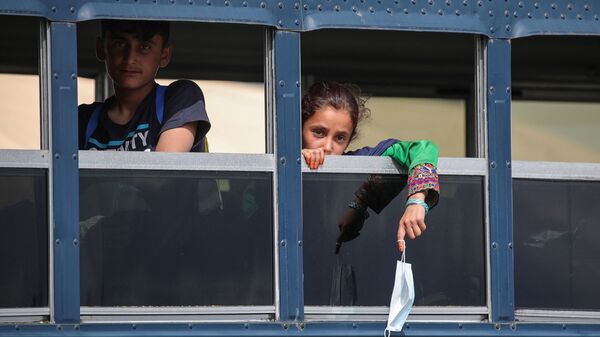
[80,306,275,323]
[516,309,600,323]
[0,150,48,168]
[0,308,49,317]
[302,156,486,176]
[3,321,600,336]
[512,160,600,181]
[305,306,487,322]
[80,306,274,315]
[78,151,274,172]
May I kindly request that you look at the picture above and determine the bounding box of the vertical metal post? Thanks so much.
[49,21,80,324]
[273,30,303,322]
[486,38,514,322]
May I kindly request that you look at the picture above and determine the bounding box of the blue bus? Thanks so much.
[0,0,599,336]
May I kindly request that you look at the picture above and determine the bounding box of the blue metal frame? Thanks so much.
[1,0,600,336]
[486,38,514,323]
[274,30,303,323]
[49,21,80,324]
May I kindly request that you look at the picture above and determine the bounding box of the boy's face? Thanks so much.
[96,31,172,92]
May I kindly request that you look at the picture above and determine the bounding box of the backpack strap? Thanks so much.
[155,84,166,124]
[85,104,102,144]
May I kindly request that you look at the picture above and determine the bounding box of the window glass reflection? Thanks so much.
[514,179,600,310]
[80,169,273,306]
[304,174,485,307]
[0,169,48,308]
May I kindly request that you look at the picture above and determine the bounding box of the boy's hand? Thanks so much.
[302,148,326,169]
[397,191,427,252]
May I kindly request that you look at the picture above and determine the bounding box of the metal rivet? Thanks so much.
[260,2,266,8]
[279,80,285,87]
[297,157,301,164]
[283,323,289,329]
[74,325,80,330]
[495,323,501,330]
[446,0,451,6]
[577,14,582,20]
[387,8,392,14]
[509,242,513,249]
[421,8,426,14]
[71,73,76,80]
[72,153,77,160]
[504,9,509,17]
[70,6,76,13]
[490,27,495,33]
[584,4,589,11]
[406,323,411,329]
[298,240,303,247]
[455,10,460,15]
[294,19,299,25]
[506,86,511,93]
[335,5,340,11]
[527,12,532,18]
[225,1,230,6]
[73,239,79,246]
[506,161,511,168]
[54,153,60,159]
[352,323,357,328]
[544,12,549,18]
[411,0,416,4]
[188,324,193,329]
[477,0,482,6]
[403,8,408,13]
[278,2,282,9]
[295,81,300,87]
[170,0,174,3]
[132,324,136,330]
[244,323,249,329]
[489,86,495,94]
[294,2,299,9]
[534,2,539,9]
[518,1,523,8]
[277,20,283,26]
[352,6,358,12]
[428,0,433,5]
[567,3,572,10]
[551,3,556,9]
[53,73,59,79]
[51,6,57,12]
[280,240,287,247]
[369,7,375,13]
[317,4,322,11]
[57,325,62,331]
[505,25,511,31]
[304,4,308,10]
[463,0,468,6]
[514,11,518,18]
[189,0,193,4]
[490,161,496,169]
[438,9,443,15]
[280,157,286,165]
[560,14,565,19]
[562,324,567,330]
[206,0,211,5]
[458,323,463,329]
[489,10,493,16]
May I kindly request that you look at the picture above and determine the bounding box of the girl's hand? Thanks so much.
[302,147,326,169]
[397,191,427,252]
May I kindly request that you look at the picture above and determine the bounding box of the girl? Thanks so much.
[301,81,439,253]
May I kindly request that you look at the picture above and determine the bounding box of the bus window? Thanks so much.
[76,20,273,309]
[0,16,41,150]
[301,29,485,315]
[302,29,475,158]
[512,36,600,163]
[77,21,266,154]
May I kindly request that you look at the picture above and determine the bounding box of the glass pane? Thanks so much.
[514,179,600,310]
[304,174,485,307]
[0,169,48,308]
[0,16,41,150]
[80,170,273,306]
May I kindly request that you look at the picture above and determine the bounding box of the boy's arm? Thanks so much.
[155,122,198,152]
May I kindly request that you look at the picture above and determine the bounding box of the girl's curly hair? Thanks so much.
[301,81,370,142]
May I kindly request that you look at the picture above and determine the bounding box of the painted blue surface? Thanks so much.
[1,1,600,37]
[2,322,600,337]
[50,22,80,324]
[486,38,514,323]
[274,30,303,323]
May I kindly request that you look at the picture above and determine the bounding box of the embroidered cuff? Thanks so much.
[408,163,440,208]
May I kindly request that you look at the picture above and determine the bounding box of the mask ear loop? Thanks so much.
[385,241,407,337]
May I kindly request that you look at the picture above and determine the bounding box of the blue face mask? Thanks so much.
[385,248,415,336]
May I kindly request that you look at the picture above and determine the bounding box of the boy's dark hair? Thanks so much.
[101,20,170,45]
[302,81,370,142]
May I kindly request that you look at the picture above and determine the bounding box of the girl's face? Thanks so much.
[302,106,354,155]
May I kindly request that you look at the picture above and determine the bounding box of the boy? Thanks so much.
[79,20,210,152]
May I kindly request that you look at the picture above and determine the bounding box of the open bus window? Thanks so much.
[0,16,41,150]
[302,29,475,158]
[77,21,265,154]
[512,36,600,163]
